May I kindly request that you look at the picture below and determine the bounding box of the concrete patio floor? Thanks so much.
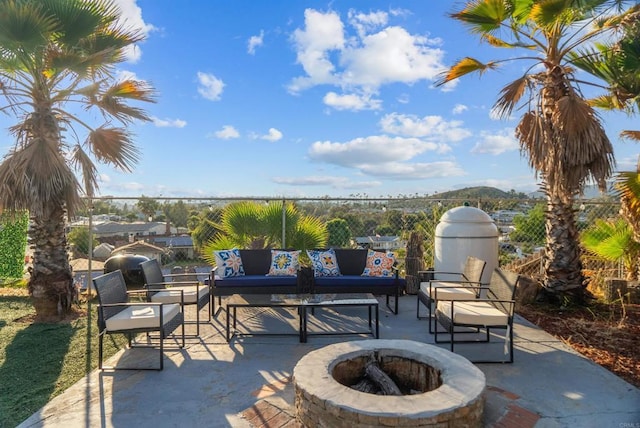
[18,295,640,428]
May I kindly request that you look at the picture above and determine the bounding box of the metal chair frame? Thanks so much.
[93,270,185,371]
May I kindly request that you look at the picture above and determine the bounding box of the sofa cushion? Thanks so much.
[362,250,395,277]
[314,275,397,287]
[267,250,300,276]
[213,249,245,278]
[307,249,341,277]
[214,275,298,288]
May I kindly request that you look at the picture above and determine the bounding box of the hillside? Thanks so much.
[431,186,529,200]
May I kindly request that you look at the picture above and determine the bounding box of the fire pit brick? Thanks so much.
[293,340,485,428]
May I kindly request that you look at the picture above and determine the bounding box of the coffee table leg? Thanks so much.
[368,305,372,328]
[226,305,231,342]
[375,304,379,338]
[300,306,307,343]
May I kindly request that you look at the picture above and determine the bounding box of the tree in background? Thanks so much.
[437,1,633,300]
[137,196,160,221]
[326,218,351,247]
[0,0,155,318]
[67,226,99,257]
[510,204,546,245]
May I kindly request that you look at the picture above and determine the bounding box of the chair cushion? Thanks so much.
[213,249,245,278]
[420,281,477,300]
[437,301,508,326]
[267,250,300,276]
[150,285,209,304]
[105,303,181,331]
[361,249,395,277]
[307,249,341,277]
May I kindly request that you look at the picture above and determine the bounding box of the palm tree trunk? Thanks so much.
[543,192,584,294]
[28,204,75,319]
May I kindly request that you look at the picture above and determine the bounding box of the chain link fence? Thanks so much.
[70,196,623,286]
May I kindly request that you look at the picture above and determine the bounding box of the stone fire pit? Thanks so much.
[293,339,485,427]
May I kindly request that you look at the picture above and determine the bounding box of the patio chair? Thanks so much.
[93,270,185,371]
[417,256,487,333]
[140,259,210,337]
[434,268,520,363]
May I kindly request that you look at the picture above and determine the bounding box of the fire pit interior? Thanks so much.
[294,339,486,427]
[333,352,442,395]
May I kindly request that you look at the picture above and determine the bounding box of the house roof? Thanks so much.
[93,221,158,234]
[153,236,193,247]
[70,258,105,272]
[113,241,165,254]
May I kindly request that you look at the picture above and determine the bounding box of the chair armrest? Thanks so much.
[147,280,199,288]
[99,301,163,308]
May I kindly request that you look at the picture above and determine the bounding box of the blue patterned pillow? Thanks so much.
[307,249,341,277]
[267,250,300,276]
[213,249,245,278]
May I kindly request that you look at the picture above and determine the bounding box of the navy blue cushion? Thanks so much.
[214,275,298,288]
[314,275,398,287]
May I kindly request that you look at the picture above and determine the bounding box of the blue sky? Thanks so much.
[1,1,637,198]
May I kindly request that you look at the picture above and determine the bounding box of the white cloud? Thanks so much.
[359,161,466,179]
[151,116,187,128]
[379,113,471,142]
[272,175,381,189]
[197,72,225,101]
[261,128,283,142]
[248,30,264,55]
[452,104,468,115]
[112,0,156,63]
[323,91,382,111]
[116,69,140,81]
[348,9,388,38]
[288,9,447,103]
[471,129,519,155]
[214,125,240,139]
[616,155,639,171]
[309,135,437,167]
[289,9,345,92]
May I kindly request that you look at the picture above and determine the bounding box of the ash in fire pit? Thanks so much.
[294,339,486,427]
[334,351,442,395]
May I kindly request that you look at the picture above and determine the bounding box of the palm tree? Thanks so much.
[437,1,637,298]
[0,0,155,319]
[202,201,327,265]
[572,6,640,244]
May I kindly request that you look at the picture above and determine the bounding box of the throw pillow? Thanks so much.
[361,249,395,277]
[267,250,301,276]
[307,249,341,277]
[213,248,245,278]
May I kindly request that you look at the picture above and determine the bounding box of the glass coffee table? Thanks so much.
[226,293,379,343]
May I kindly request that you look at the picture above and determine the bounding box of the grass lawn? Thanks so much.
[0,288,126,428]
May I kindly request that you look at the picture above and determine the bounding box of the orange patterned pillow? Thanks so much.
[361,250,395,277]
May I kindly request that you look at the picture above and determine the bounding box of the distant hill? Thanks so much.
[431,186,529,200]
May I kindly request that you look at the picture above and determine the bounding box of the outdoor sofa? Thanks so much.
[209,248,405,315]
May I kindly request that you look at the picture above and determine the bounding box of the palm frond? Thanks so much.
[435,57,498,86]
[493,75,530,119]
[92,80,155,122]
[621,130,640,141]
[450,0,509,33]
[87,127,139,172]
[70,144,99,197]
[0,1,56,53]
